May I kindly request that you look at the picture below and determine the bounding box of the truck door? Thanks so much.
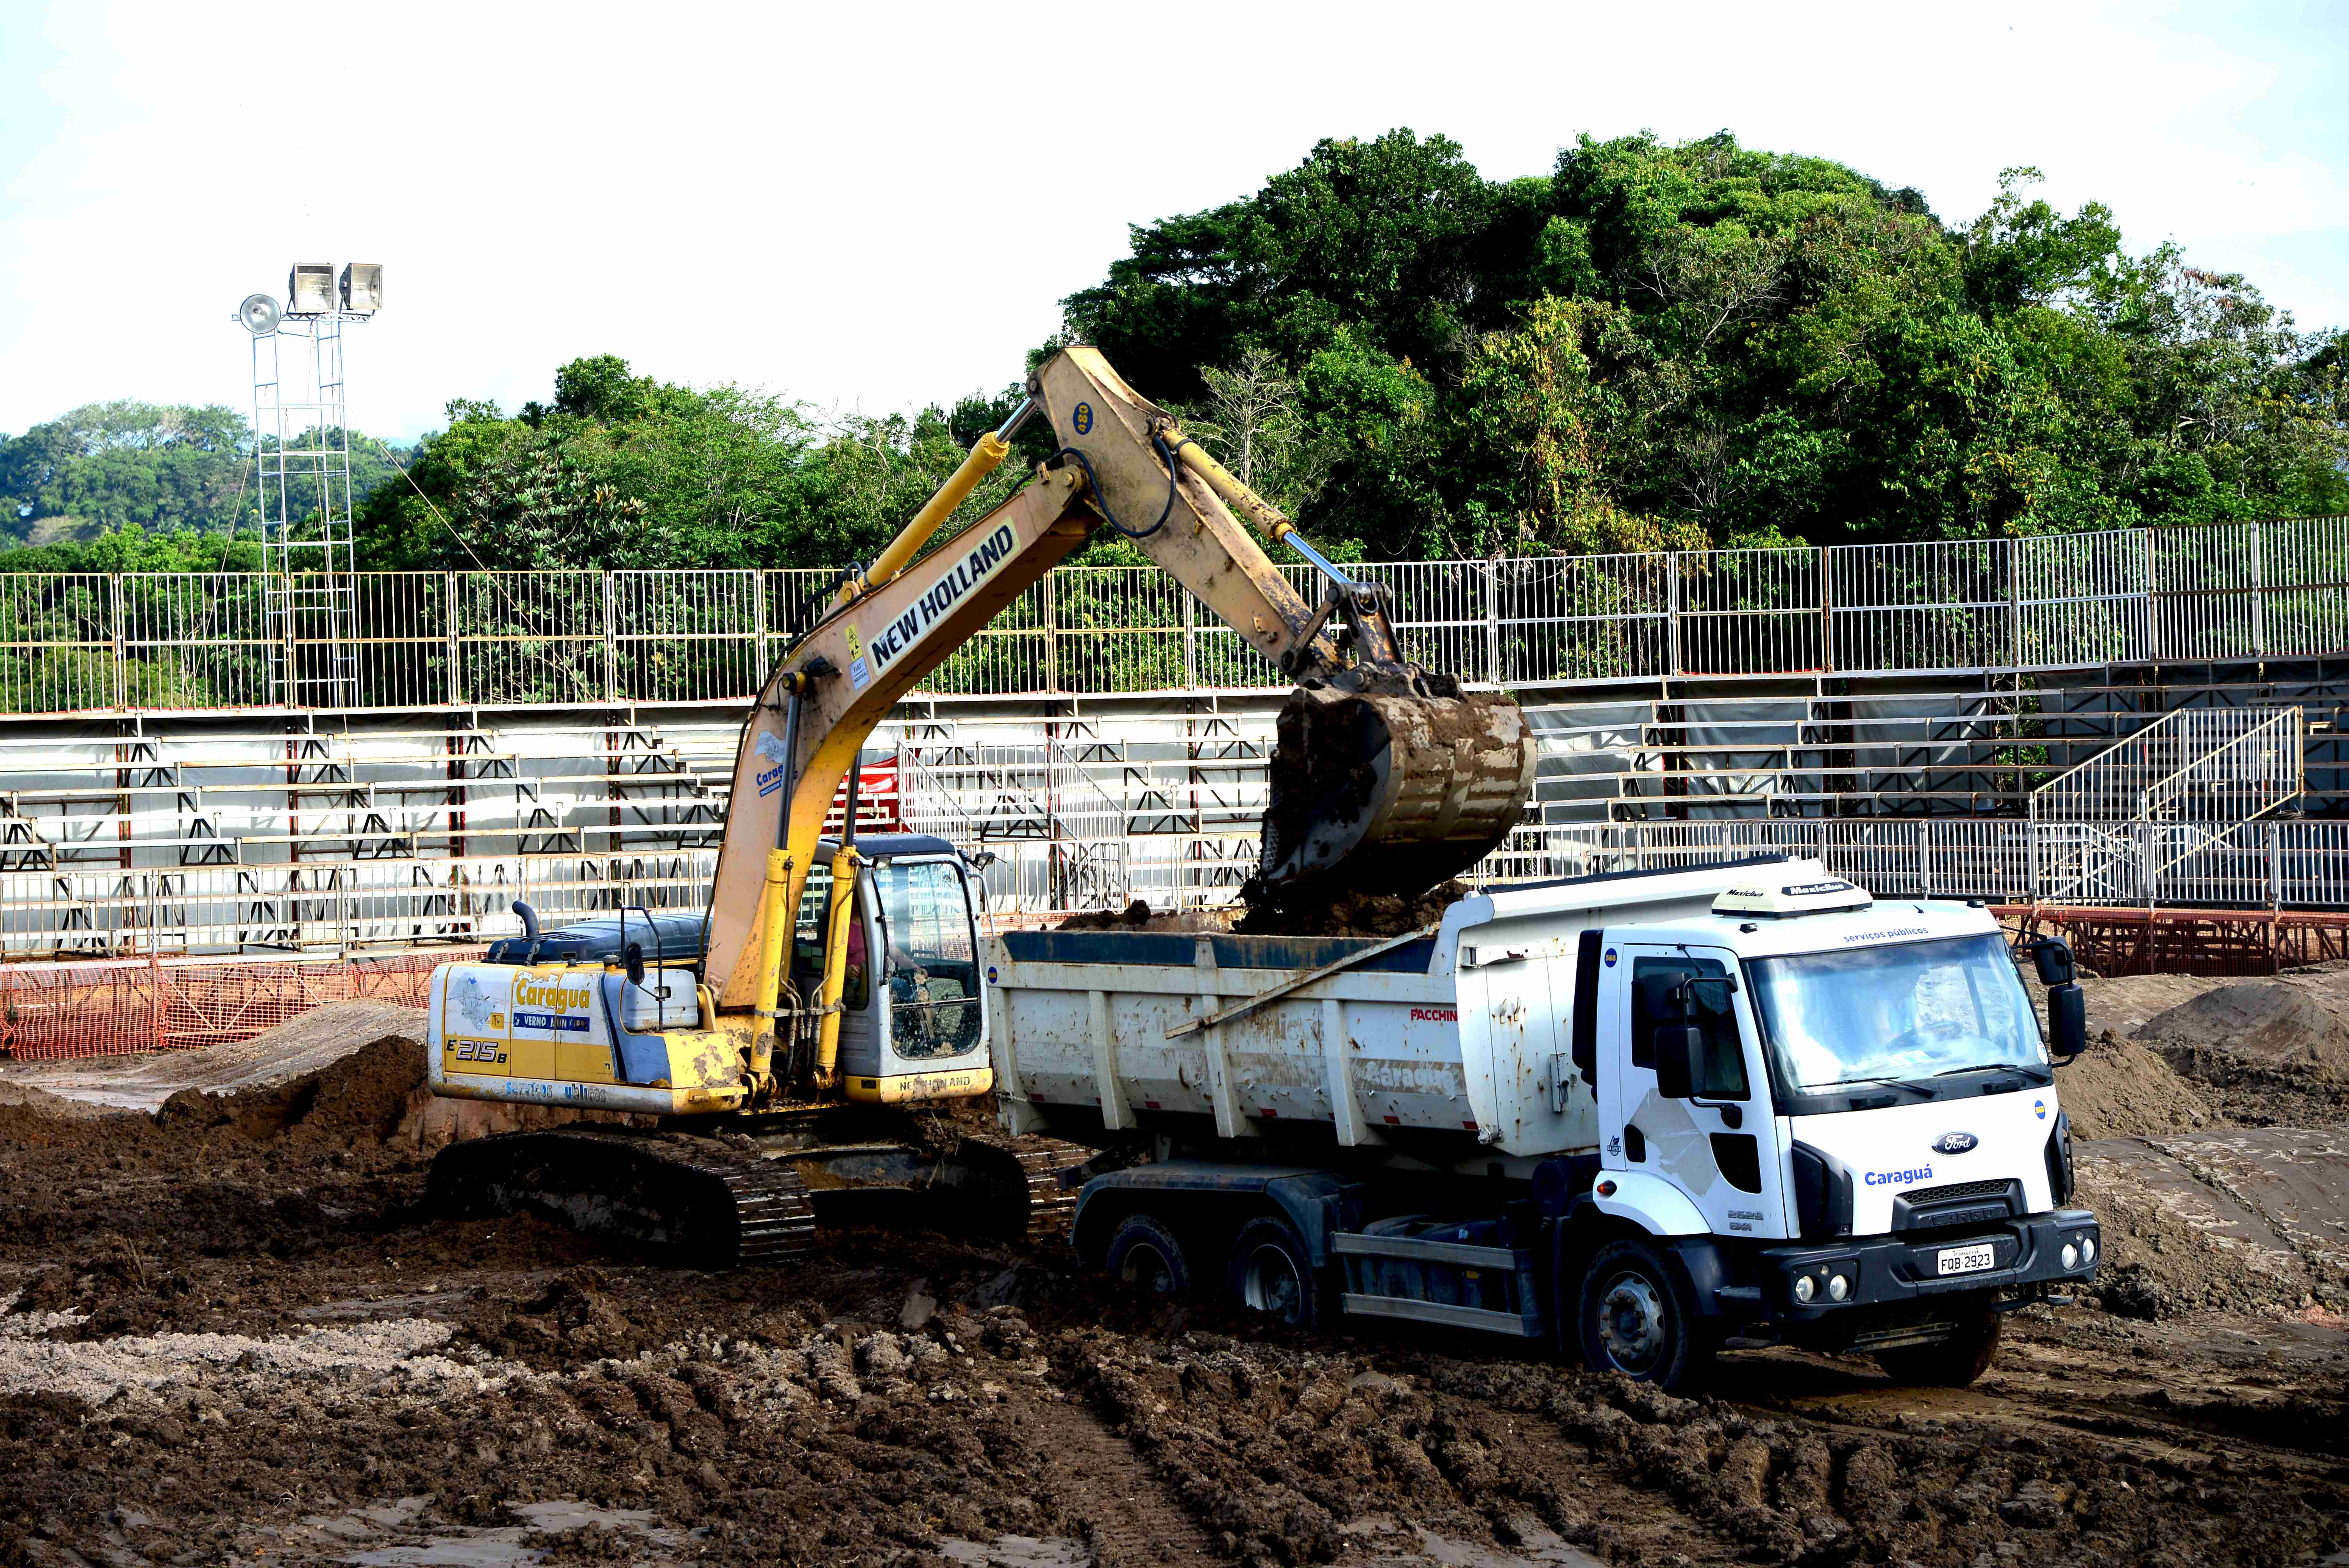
[1598,942,1786,1241]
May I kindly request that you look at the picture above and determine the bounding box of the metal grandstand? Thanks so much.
[0,515,2343,957]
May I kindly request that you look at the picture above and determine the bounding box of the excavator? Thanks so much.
[424,346,1536,1261]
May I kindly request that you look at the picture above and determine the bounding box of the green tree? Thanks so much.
[1063,128,2348,554]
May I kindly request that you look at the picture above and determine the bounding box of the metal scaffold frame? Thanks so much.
[250,308,363,709]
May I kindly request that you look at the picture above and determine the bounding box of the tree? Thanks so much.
[1061,128,2348,555]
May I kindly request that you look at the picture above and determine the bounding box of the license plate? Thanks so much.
[1937,1242,1997,1276]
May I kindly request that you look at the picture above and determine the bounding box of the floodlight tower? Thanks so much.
[235,262,383,709]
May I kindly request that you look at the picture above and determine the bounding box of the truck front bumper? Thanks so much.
[1756,1209,2100,1322]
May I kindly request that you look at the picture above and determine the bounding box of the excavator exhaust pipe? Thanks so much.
[1256,682,1536,905]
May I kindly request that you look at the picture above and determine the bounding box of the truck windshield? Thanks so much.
[1746,934,2047,1099]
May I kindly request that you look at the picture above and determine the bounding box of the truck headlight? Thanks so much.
[2062,1242,2078,1270]
[1793,1274,1815,1303]
[2080,1235,2096,1265]
[1826,1272,1849,1302]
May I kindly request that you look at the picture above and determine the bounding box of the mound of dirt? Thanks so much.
[2136,981,2349,1074]
[1056,900,1233,934]
[156,1031,431,1145]
[460,1267,669,1368]
[2075,971,2225,1039]
[1235,878,1470,938]
[2057,1029,2212,1140]
[2071,1139,2327,1320]
[0,1081,99,1119]
[0,998,431,1113]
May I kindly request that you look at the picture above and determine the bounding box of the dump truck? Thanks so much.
[986,855,2099,1388]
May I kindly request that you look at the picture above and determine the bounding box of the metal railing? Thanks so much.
[5,517,2347,715]
[2030,706,2306,823]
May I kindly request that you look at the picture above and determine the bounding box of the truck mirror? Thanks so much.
[1653,1025,1701,1098]
[625,941,645,988]
[2030,938,2075,987]
[1686,976,1735,1017]
[2047,983,2087,1061]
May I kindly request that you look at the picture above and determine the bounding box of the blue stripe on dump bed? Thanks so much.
[1000,930,1436,974]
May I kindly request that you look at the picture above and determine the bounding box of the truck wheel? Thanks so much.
[1104,1213,1192,1299]
[1226,1216,1321,1329]
[1875,1301,2002,1386]
[1577,1238,1709,1389]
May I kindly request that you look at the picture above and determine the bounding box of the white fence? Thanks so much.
[5,516,2347,714]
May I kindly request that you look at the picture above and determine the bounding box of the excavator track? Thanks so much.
[428,1126,816,1268]
[978,1134,1096,1247]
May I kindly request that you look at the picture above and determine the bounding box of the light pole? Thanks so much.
[235,263,382,710]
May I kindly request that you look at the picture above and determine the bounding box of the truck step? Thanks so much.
[1331,1223,1545,1338]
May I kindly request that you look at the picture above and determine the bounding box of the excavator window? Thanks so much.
[789,865,870,1012]
[792,865,832,959]
[870,859,982,1061]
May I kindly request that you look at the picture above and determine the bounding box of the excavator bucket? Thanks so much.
[1257,683,1536,903]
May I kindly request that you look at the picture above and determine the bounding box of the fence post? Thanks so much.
[2142,526,2160,663]
[444,573,461,706]
[754,571,770,688]
[1042,573,1060,693]
[1667,555,1684,677]
[1182,586,1197,690]
[2250,523,2267,659]
[1483,559,1503,686]
[2271,819,2283,912]
[2006,538,2024,673]
[109,574,128,712]
[601,572,619,703]
[1817,547,1832,673]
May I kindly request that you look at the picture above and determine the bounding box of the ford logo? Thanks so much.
[1932,1131,1979,1156]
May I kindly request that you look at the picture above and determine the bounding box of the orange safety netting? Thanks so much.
[0,950,480,1061]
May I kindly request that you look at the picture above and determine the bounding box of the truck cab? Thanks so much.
[1571,877,2094,1383]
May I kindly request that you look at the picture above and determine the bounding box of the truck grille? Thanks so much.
[1908,1179,2010,1206]
[1892,1177,2023,1234]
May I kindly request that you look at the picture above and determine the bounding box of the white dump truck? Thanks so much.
[986,855,2098,1388]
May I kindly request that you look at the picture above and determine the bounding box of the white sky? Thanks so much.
[2,0,2344,444]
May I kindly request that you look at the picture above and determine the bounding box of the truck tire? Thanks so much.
[1226,1215,1322,1329]
[1577,1237,1709,1389]
[1105,1213,1193,1299]
[1875,1300,2001,1386]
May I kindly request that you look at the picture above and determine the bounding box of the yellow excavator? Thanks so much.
[424,346,1536,1261]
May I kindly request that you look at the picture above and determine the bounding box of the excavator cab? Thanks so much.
[786,833,991,1101]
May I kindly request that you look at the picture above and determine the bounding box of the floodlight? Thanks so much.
[340,262,383,314]
[238,294,283,335]
[287,262,335,315]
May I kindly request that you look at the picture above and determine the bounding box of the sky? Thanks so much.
[1,1,2344,445]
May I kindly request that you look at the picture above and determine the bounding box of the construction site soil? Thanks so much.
[9,968,2349,1566]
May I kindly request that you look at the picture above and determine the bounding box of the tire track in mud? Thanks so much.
[1725,1335,2328,1466]
[1016,1385,1224,1568]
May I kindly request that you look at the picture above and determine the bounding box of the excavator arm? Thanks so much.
[704,346,1534,1089]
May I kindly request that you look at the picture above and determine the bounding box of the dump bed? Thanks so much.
[986,856,1821,1165]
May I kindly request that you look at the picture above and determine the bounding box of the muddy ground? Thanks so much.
[7,971,2349,1566]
